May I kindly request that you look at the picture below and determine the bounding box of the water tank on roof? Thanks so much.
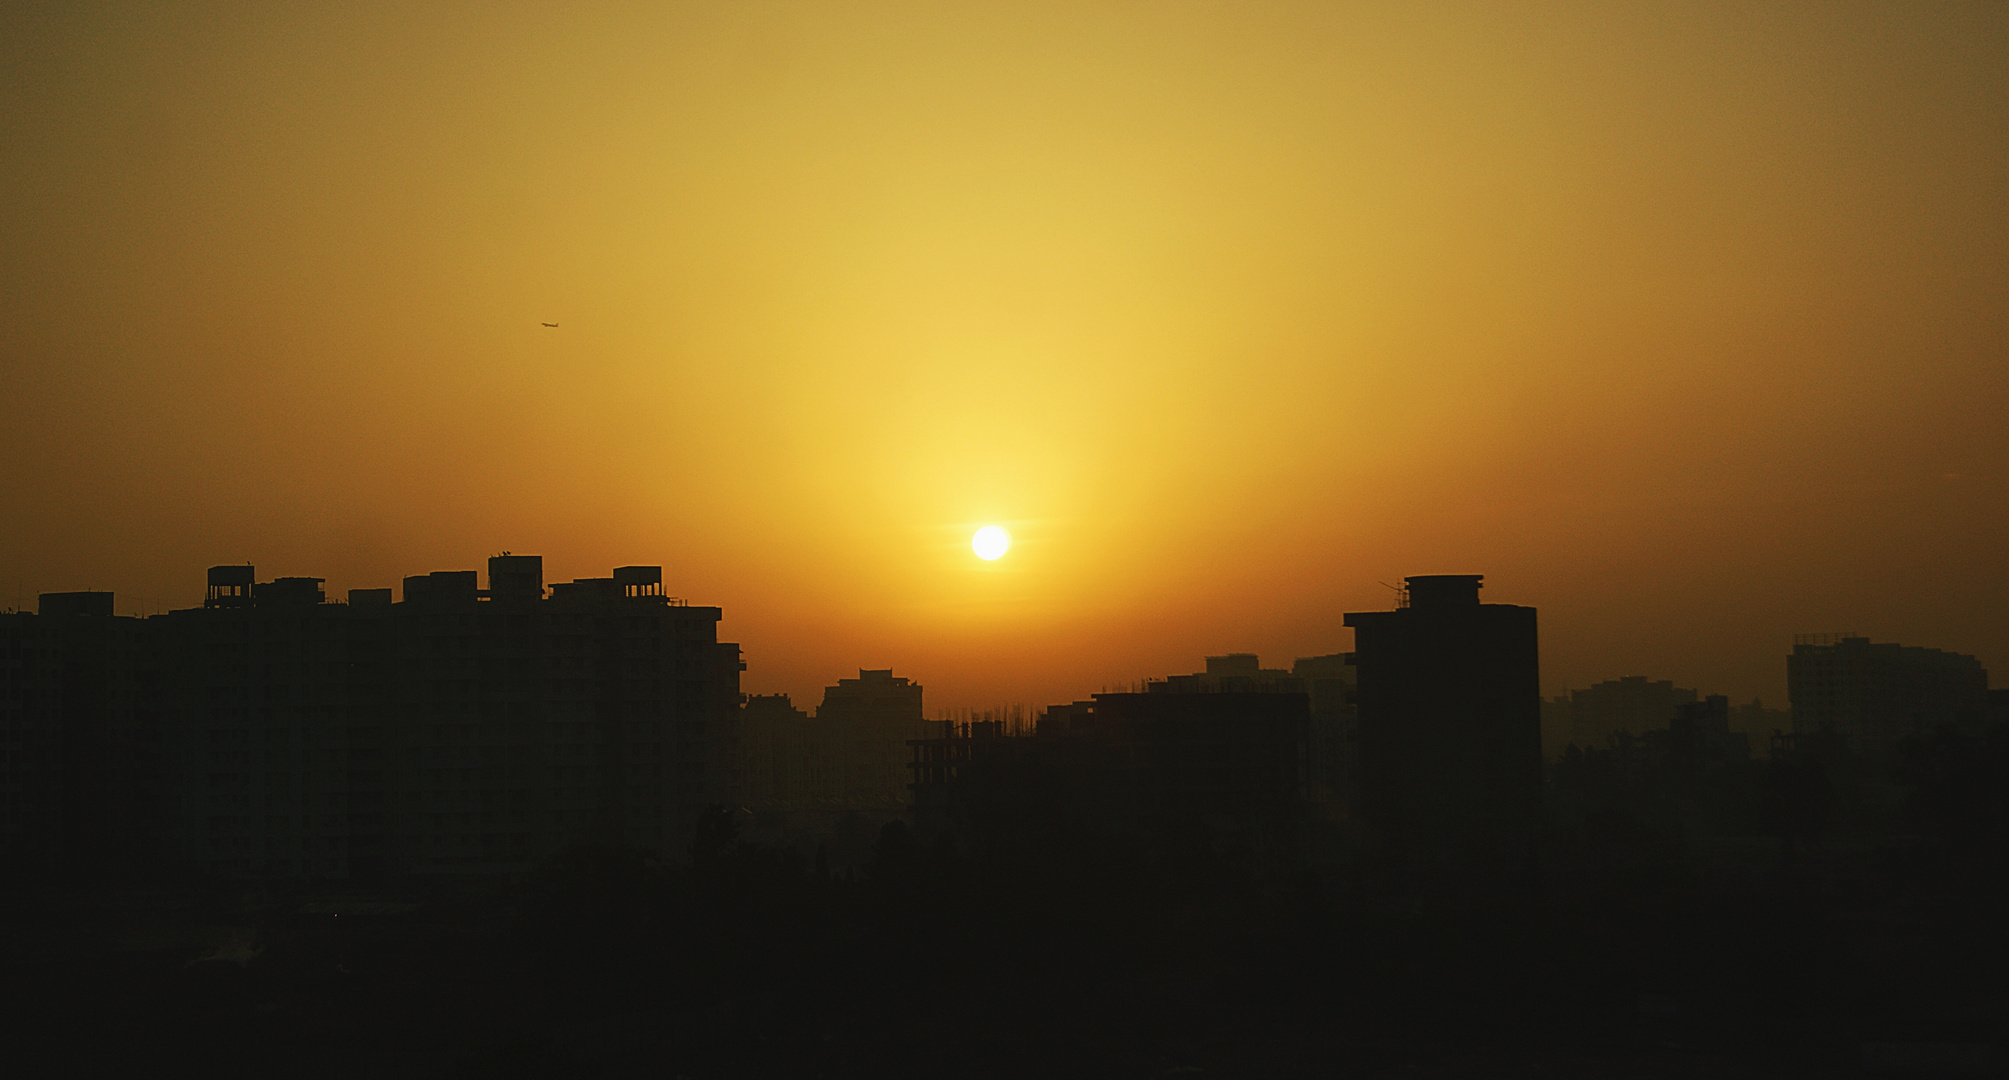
[1405,575,1484,608]
[206,565,255,608]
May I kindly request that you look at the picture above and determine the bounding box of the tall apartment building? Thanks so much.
[150,570,410,877]
[1145,652,1354,806]
[0,593,153,863]
[1788,635,1989,754]
[0,609,61,857]
[730,672,927,817]
[1344,575,1540,865]
[812,670,926,808]
[732,693,815,809]
[6,555,743,878]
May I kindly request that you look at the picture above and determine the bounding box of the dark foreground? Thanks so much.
[5,808,2007,1079]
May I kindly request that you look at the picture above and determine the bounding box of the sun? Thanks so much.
[972,525,1012,561]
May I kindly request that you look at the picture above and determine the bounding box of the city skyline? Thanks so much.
[6,551,1995,713]
[4,3,2005,716]
[6,6,2005,1073]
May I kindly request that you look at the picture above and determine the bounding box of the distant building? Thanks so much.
[812,670,926,808]
[1544,679,1790,761]
[150,568,381,877]
[1088,690,1310,819]
[1788,635,1989,753]
[910,671,1312,838]
[1146,652,1354,807]
[1291,653,1357,808]
[1668,695,1750,764]
[1343,575,1540,866]
[732,671,927,814]
[1154,653,1296,694]
[1543,676,1699,759]
[1729,698,1790,754]
[732,693,814,809]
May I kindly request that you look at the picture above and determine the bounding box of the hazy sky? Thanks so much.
[4,2,2004,711]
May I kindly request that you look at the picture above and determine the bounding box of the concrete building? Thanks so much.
[7,556,744,878]
[812,670,926,809]
[1343,574,1540,866]
[732,693,814,809]
[150,569,380,877]
[0,593,152,864]
[1145,652,1354,807]
[1290,653,1357,809]
[1544,676,1699,759]
[1668,694,1750,764]
[1788,635,1989,754]
[911,678,1312,839]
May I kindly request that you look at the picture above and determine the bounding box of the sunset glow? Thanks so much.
[1,2,2003,712]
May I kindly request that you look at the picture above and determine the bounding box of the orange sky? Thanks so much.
[3,2,2004,711]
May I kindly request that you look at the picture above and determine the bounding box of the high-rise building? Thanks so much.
[0,609,62,858]
[151,569,379,876]
[8,556,744,878]
[0,593,152,865]
[732,693,814,809]
[1343,574,1540,865]
[1143,652,1353,806]
[1787,635,1989,754]
[1290,653,1358,808]
[812,670,926,808]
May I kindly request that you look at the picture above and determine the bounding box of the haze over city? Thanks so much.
[5,3,2005,708]
[10,6,2009,1079]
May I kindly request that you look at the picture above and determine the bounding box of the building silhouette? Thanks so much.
[812,670,926,807]
[1288,653,1358,807]
[731,671,927,815]
[2,592,153,862]
[1087,689,1310,820]
[1141,652,1354,806]
[0,611,56,856]
[1542,676,1699,759]
[1667,694,1750,764]
[1788,635,1990,754]
[2,556,744,877]
[732,692,815,810]
[1344,574,1540,866]
[1544,678,1792,762]
[909,664,1312,839]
